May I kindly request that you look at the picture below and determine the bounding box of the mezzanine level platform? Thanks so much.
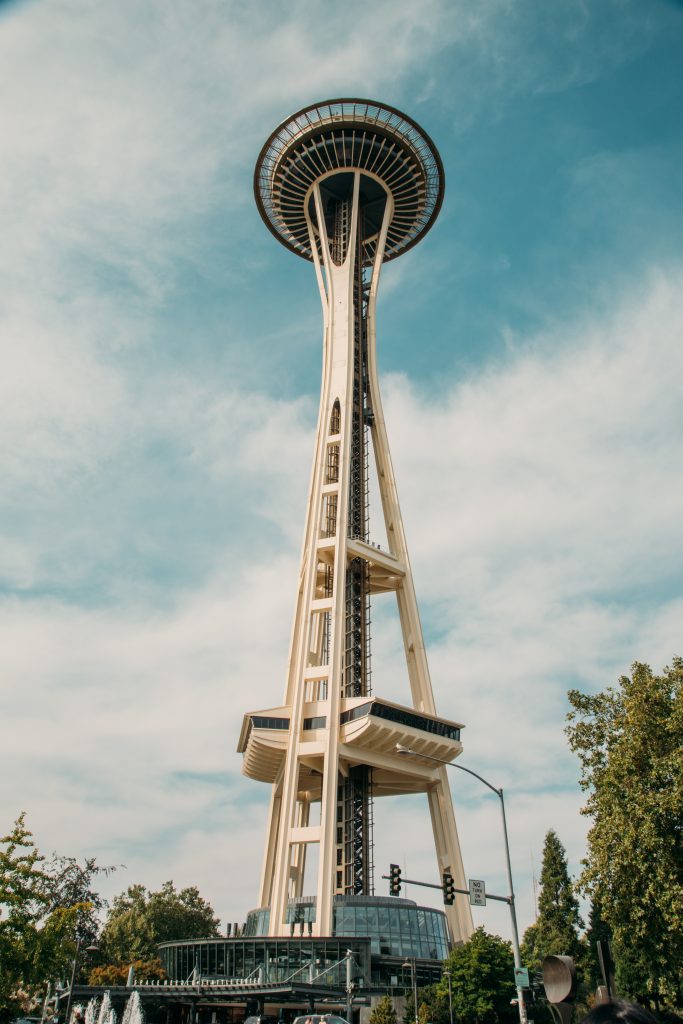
[238,697,463,796]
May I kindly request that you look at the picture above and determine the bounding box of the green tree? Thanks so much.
[403,986,443,1024]
[438,927,517,1024]
[100,880,220,965]
[403,992,440,1024]
[0,815,81,1022]
[566,658,683,1008]
[369,995,398,1024]
[416,1004,431,1024]
[43,853,114,953]
[521,831,582,972]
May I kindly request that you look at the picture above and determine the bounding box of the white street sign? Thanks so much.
[469,878,486,906]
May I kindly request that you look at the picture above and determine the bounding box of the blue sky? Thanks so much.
[1,0,682,941]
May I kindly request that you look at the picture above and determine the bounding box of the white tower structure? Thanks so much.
[239,99,473,945]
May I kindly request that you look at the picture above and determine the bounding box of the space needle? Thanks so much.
[239,99,473,946]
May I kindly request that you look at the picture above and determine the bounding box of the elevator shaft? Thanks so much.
[332,195,373,895]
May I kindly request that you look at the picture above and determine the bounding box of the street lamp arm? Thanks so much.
[395,745,502,797]
[447,761,502,798]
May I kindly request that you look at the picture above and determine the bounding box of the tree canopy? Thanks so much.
[89,958,166,985]
[566,658,683,1008]
[439,927,517,1024]
[0,815,85,1023]
[99,880,221,966]
[42,852,114,954]
[0,814,222,1018]
[402,929,517,1024]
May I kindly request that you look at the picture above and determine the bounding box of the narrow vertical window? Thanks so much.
[330,399,341,435]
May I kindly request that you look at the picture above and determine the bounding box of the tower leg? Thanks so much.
[365,249,474,942]
[428,773,473,941]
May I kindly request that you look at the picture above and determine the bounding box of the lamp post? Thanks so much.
[345,948,355,1024]
[396,745,527,1024]
[401,959,418,1024]
[443,968,453,1024]
[62,938,99,1024]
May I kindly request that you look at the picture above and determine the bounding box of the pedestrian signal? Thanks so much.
[389,863,402,896]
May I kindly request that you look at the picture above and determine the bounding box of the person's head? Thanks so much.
[582,1000,659,1024]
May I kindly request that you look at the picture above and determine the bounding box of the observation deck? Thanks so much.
[254,98,445,265]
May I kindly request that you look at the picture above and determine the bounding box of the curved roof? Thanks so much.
[254,98,445,264]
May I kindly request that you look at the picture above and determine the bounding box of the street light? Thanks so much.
[396,745,528,1024]
[401,959,418,1024]
[62,938,99,1024]
[443,968,453,1024]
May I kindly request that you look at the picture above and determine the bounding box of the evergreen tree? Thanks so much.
[521,831,582,973]
[402,993,439,1024]
[567,658,683,1008]
[369,995,398,1024]
[416,1004,431,1024]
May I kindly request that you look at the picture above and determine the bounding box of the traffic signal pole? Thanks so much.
[383,866,527,1024]
[394,747,528,1024]
[383,871,441,893]
[381,871,511,903]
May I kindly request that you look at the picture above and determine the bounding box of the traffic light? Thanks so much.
[389,863,402,896]
[442,871,455,905]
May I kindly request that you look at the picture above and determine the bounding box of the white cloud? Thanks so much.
[0,300,124,483]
